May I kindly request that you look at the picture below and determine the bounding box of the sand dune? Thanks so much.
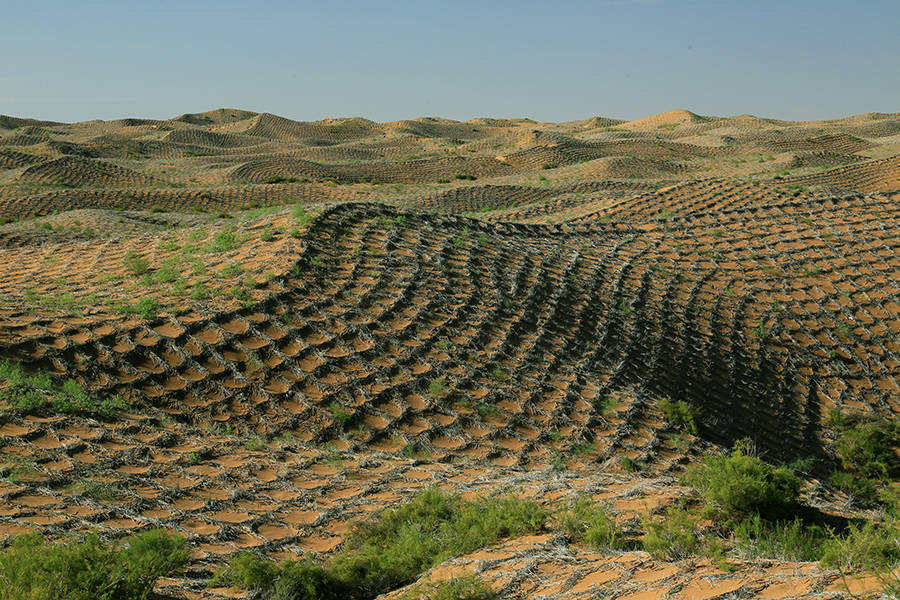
[0,108,898,599]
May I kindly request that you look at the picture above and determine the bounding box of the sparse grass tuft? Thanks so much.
[642,507,700,560]
[558,496,623,550]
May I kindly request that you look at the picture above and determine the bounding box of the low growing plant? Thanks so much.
[0,529,188,600]
[558,496,623,550]
[681,441,801,520]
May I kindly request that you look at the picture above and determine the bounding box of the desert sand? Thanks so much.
[0,108,899,598]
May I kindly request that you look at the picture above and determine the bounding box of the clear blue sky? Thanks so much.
[2,0,897,123]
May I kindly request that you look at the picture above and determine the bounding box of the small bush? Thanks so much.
[293,205,314,227]
[681,442,802,520]
[827,470,878,503]
[189,283,209,300]
[123,251,149,275]
[328,401,351,428]
[619,456,640,472]
[333,487,545,593]
[0,529,187,600]
[658,398,700,435]
[1,361,126,419]
[119,296,160,320]
[1,384,46,412]
[828,410,900,481]
[220,262,244,278]
[215,488,544,599]
[454,174,476,181]
[211,553,344,600]
[265,176,300,184]
[558,496,623,550]
[593,395,617,415]
[207,229,239,252]
[732,515,826,561]
[821,518,900,574]
[52,379,127,420]
[428,377,446,397]
[642,507,700,560]
[153,264,180,284]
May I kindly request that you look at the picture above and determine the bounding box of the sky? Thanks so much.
[2,0,898,124]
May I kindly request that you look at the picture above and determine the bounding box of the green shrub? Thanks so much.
[828,410,900,481]
[52,380,128,420]
[2,457,40,481]
[329,402,351,428]
[123,251,149,275]
[220,262,244,278]
[215,487,544,599]
[681,442,802,520]
[642,507,700,560]
[1,383,46,412]
[0,529,187,600]
[428,377,446,397]
[820,517,900,598]
[619,456,640,472]
[593,395,617,415]
[821,518,900,574]
[118,296,160,320]
[827,470,878,503]
[153,264,180,284]
[207,229,238,252]
[0,361,126,419]
[211,553,344,600]
[190,283,209,300]
[732,515,826,561]
[558,496,623,550]
[68,479,129,501]
[332,487,544,594]
[658,398,700,434]
[293,206,314,227]
[476,403,498,419]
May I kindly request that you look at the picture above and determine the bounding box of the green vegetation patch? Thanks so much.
[558,496,623,550]
[681,441,801,520]
[658,397,700,435]
[826,409,899,503]
[213,487,545,599]
[0,359,128,420]
[0,529,188,600]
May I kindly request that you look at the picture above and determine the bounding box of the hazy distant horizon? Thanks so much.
[3,0,898,124]
[4,106,900,127]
